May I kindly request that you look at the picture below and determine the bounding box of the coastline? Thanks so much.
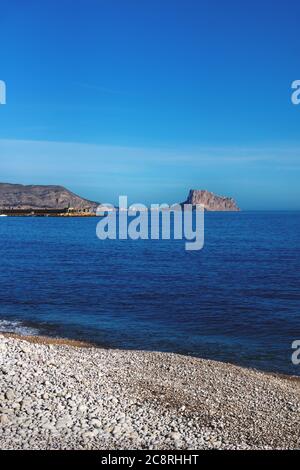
[1,333,300,450]
[1,332,96,348]
[2,330,300,383]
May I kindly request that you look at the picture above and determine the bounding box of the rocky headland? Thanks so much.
[183,189,240,211]
[0,183,99,212]
[0,183,241,214]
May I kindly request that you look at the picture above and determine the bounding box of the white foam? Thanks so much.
[0,319,40,336]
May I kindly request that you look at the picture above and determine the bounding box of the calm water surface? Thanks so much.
[0,212,299,376]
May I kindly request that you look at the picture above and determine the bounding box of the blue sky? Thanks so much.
[0,0,300,208]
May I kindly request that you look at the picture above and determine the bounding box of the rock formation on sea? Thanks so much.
[183,189,240,211]
[0,183,99,211]
[0,183,240,213]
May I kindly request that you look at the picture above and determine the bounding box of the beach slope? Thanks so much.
[0,334,299,450]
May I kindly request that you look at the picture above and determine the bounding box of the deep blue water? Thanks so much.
[0,212,299,376]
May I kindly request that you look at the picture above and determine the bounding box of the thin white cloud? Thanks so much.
[1,138,300,166]
[1,138,300,208]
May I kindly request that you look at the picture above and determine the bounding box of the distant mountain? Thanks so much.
[183,189,240,211]
[0,183,240,213]
[0,183,100,211]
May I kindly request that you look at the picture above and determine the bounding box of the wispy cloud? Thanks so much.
[1,138,299,164]
[1,138,300,208]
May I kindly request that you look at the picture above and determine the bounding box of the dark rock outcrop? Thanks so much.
[0,183,99,211]
[183,189,240,211]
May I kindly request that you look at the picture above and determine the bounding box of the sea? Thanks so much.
[0,212,299,376]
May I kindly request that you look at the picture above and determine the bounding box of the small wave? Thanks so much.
[0,319,40,336]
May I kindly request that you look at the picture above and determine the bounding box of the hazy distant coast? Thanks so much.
[0,182,99,217]
[0,333,299,450]
[0,182,240,216]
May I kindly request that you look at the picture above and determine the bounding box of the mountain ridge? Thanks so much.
[0,183,100,211]
[0,183,240,212]
[183,189,240,211]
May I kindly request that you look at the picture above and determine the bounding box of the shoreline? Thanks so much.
[2,330,300,383]
[1,332,300,449]
[1,331,96,349]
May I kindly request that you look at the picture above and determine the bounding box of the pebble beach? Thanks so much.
[0,333,299,450]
